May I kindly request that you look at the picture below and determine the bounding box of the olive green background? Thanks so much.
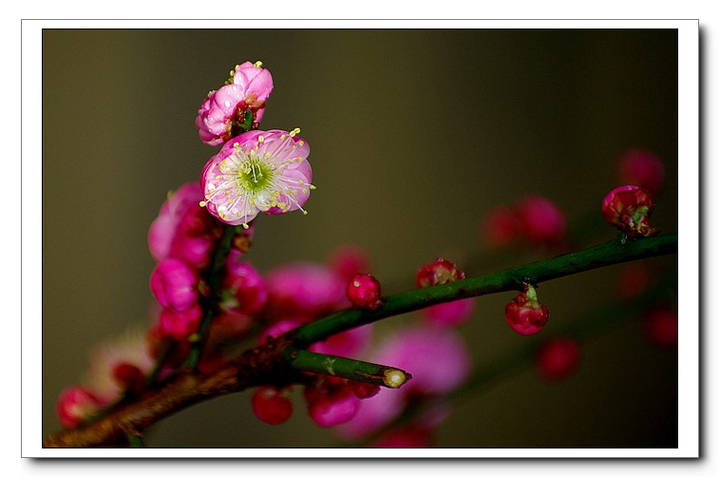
[42,29,679,448]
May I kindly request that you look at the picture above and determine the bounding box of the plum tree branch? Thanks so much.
[42,233,677,448]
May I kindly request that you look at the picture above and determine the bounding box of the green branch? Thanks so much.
[186,224,238,368]
[286,349,412,388]
[295,233,677,346]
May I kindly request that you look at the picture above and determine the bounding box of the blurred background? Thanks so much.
[42,29,678,448]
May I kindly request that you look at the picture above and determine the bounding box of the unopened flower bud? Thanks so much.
[346,274,384,311]
[251,386,293,425]
[56,386,105,429]
[505,284,549,336]
[416,258,465,288]
[149,258,199,312]
[602,185,660,238]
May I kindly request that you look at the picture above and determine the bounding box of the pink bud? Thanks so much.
[158,304,203,340]
[618,148,665,194]
[149,258,199,312]
[602,185,659,238]
[56,386,105,429]
[305,383,361,428]
[251,386,293,425]
[112,363,146,395]
[221,251,267,317]
[346,274,384,310]
[505,285,549,336]
[416,258,465,288]
[535,338,581,381]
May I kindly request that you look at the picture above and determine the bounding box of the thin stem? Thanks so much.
[295,233,677,346]
[186,224,237,369]
[286,349,412,388]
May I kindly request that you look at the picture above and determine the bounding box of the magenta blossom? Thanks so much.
[196,61,274,146]
[200,129,313,226]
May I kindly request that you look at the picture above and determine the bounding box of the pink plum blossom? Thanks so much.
[196,61,274,146]
[200,129,313,226]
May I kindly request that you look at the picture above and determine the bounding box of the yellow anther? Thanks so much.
[254,61,263,67]
[242,223,250,229]
[233,142,240,148]
[289,127,301,137]
[258,135,265,142]
[199,201,207,207]
[298,140,305,147]
[309,184,317,190]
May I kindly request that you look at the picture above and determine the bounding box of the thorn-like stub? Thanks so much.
[383,368,410,389]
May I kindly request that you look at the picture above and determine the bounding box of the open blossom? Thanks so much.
[196,61,274,146]
[200,129,313,226]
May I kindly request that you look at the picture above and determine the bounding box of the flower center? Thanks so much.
[237,156,273,192]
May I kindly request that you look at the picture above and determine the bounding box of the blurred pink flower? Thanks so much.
[83,324,155,404]
[421,298,475,327]
[336,325,471,440]
[200,129,313,226]
[515,195,566,245]
[264,262,347,322]
[618,148,665,194]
